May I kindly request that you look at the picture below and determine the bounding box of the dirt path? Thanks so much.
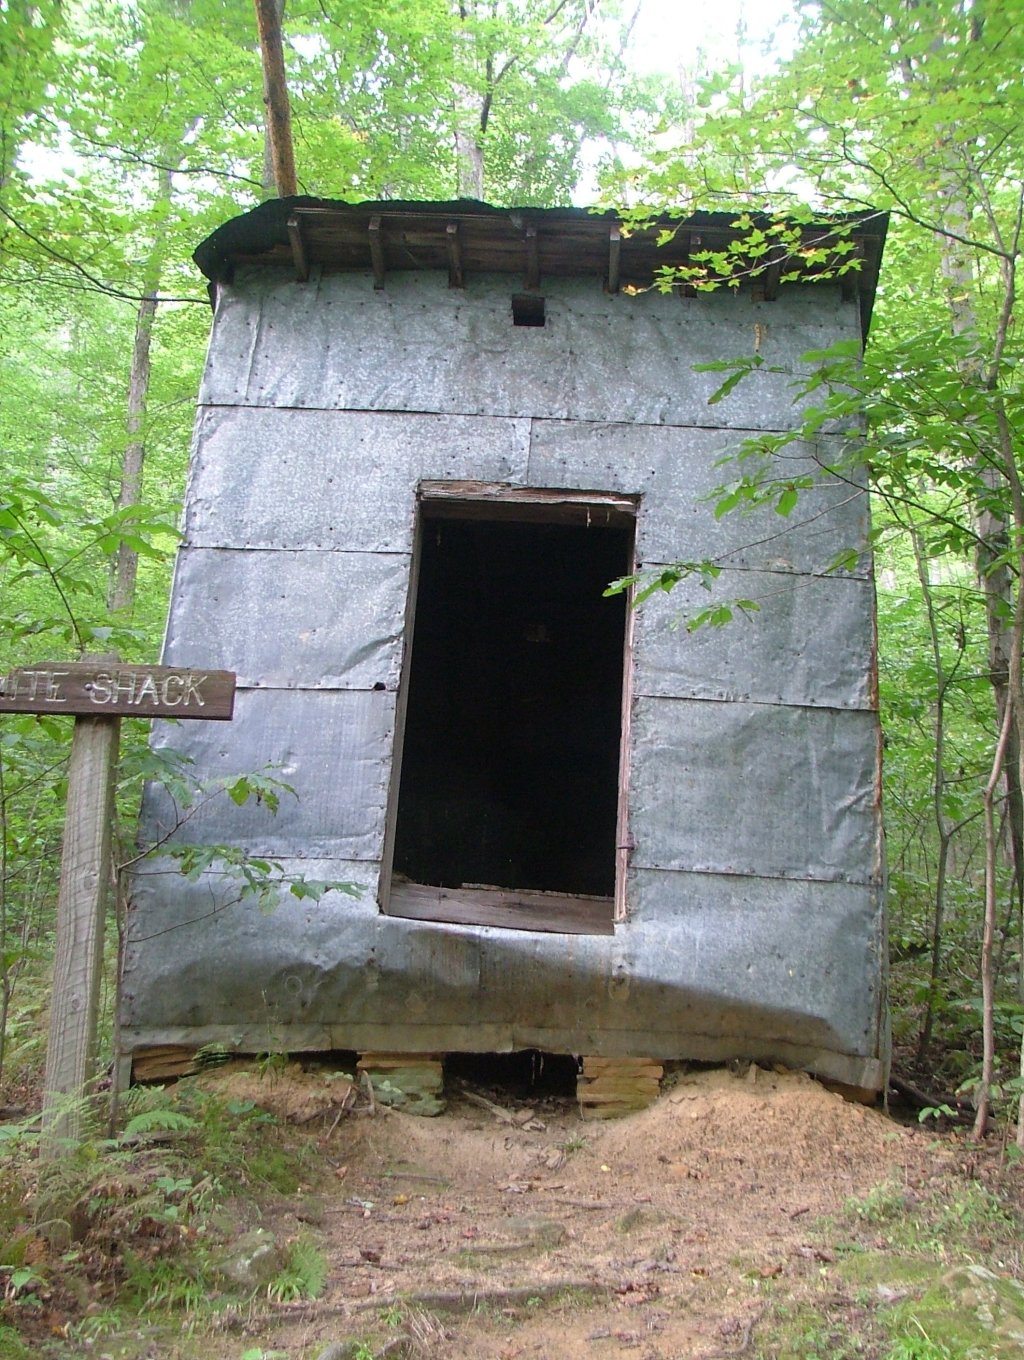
[212,1064,946,1359]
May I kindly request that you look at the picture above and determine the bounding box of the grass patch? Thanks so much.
[838,1177,1017,1262]
[884,1266,1024,1359]
[754,1173,1024,1360]
[0,1323,34,1360]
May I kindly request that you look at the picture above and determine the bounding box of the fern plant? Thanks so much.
[267,1236,328,1302]
[119,1107,198,1140]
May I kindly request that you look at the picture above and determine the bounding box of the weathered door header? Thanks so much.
[418,480,639,528]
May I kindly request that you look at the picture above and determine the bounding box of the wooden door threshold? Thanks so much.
[385,881,615,935]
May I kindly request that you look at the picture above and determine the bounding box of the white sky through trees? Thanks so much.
[628,0,797,77]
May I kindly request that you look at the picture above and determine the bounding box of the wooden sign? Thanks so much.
[2,657,238,1156]
[0,662,235,720]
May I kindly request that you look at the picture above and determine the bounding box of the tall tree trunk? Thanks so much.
[898,4,1022,1124]
[108,162,173,615]
[455,127,485,199]
[988,365,1024,1146]
[255,0,297,198]
[908,522,965,1061]
[977,703,1011,1138]
[934,176,1024,904]
[935,200,1024,1133]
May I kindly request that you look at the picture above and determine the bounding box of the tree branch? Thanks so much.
[0,204,205,305]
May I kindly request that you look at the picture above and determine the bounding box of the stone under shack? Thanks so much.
[122,199,889,1104]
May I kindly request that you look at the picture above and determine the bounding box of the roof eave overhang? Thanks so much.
[194,197,888,342]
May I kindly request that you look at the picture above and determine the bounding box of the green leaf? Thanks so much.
[776,486,799,516]
[695,355,765,405]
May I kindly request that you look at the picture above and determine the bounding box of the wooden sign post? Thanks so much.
[0,662,235,1156]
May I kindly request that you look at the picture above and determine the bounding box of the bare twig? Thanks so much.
[352,1280,608,1312]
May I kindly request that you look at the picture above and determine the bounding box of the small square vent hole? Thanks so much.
[512,293,546,327]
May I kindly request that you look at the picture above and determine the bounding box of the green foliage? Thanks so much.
[266,1235,328,1303]
[844,1181,913,1229]
[917,1104,956,1124]
[761,1170,1024,1360]
[282,0,656,204]
[0,1073,332,1352]
[119,1249,209,1313]
[885,1325,966,1360]
[0,1322,34,1360]
[124,760,360,919]
[606,558,720,604]
[0,466,177,657]
[118,1107,199,1140]
[841,1177,1016,1261]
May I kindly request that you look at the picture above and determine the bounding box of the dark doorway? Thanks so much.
[385,501,633,932]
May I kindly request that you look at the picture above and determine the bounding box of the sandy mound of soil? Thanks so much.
[198,1059,359,1126]
[198,1061,944,1359]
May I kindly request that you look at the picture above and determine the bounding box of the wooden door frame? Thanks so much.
[378,480,639,935]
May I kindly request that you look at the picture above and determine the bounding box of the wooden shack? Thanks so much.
[122,199,889,1101]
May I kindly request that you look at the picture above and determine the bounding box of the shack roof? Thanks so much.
[194,197,888,341]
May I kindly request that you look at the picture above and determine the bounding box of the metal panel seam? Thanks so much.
[626,861,881,887]
[630,692,880,714]
[197,401,862,440]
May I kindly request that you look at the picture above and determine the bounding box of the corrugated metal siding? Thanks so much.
[125,263,887,1089]
[632,571,875,709]
[629,700,880,882]
[165,548,409,690]
[201,269,859,433]
[185,408,531,552]
[123,855,882,1077]
[141,689,394,860]
[526,422,870,576]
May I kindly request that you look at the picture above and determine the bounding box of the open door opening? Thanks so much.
[383,490,635,935]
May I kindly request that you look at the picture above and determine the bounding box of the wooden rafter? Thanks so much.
[368,215,385,289]
[679,229,697,299]
[524,222,540,290]
[841,238,864,303]
[762,244,785,302]
[287,215,308,281]
[196,203,889,340]
[446,222,464,288]
[607,223,621,294]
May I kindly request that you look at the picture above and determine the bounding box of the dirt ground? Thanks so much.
[196,1060,970,1360]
